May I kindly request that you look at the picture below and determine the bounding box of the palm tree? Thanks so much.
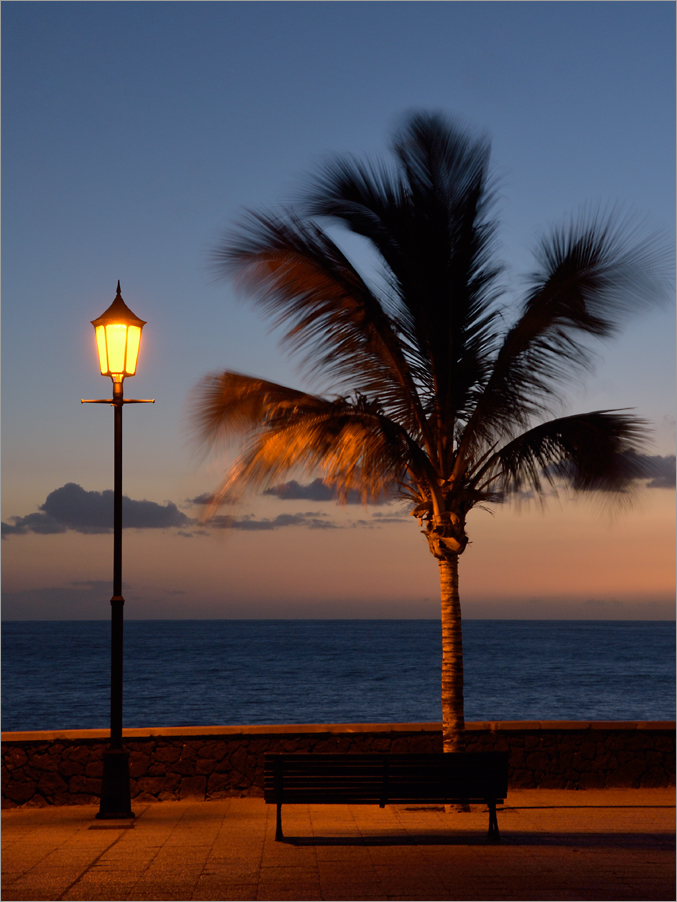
[192,113,663,752]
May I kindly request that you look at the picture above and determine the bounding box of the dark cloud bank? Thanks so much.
[2,484,340,538]
[2,483,191,538]
[263,478,394,504]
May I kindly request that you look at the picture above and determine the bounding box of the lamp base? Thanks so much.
[96,747,135,819]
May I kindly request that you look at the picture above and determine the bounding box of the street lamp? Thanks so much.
[83,281,154,819]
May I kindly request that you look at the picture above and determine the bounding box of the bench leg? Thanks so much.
[275,802,284,841]
[487,801,500,843]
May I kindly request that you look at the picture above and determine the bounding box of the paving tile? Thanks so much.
[255,886,322,901]
[191,884,258,901]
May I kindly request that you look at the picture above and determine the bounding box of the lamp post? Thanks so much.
[83,282,154,819]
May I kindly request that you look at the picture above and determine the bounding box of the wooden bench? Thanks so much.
[264,752,509,842]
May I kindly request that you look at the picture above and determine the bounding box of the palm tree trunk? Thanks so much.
[439,554,465,752]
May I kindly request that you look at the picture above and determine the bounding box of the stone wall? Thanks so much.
[2,721,674,809]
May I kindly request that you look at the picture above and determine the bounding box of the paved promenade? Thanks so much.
[2,789,674,901]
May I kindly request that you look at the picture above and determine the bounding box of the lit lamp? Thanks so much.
[92,281,146,383]
[83,282,154,819]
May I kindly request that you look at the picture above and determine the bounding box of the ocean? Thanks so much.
[1,620,674,733]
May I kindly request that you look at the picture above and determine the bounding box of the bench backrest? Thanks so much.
[264,752,509,804]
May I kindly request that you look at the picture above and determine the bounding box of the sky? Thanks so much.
[2,1,675,621]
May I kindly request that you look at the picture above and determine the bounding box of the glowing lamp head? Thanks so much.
[91,282,147,380]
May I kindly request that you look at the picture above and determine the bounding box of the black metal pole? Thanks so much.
[97,379,134,819]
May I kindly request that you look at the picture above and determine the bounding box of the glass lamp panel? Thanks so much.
[125,325,141,375]
[105,323,128,375]
[95,325,109,375]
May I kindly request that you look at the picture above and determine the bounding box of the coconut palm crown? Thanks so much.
[193,113,663,751]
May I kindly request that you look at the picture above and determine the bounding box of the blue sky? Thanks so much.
[2,2,675,619]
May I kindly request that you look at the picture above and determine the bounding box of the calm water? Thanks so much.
[1,620,674,732]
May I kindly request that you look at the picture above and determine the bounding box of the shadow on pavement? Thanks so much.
[283,831,676,848]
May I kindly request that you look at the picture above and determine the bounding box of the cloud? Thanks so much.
[209,511,338,531]
[2,483,192,538]
[263,478,393,504]
[188,491,237,507]
[643,454,676,489]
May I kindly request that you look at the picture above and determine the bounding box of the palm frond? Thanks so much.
[460,209,670,457]
[189,371,325,451]
[210,210,432,445]
[304,112,504,466]
[473,410,652,501]
[192,370,435,508]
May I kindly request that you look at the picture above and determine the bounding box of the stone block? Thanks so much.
[69,775,101,795]
[525,751,550,772]
[390,738,411,754]
[200,741,228,760]
[159,773,182,793]
[579,771,606,790]
[69,746,95,764]
[179,775,207,799]
[510,769,534,789]
[59,759,84,778]
[28,753,59,773]
[579,742,596,761]
[539,774,567,789]
[248,738,271,754]
[134,792,160,803]
[6,747,28,768]
[231,747,248,772]
[137,777,168,796]
[282,738,302,752]
[313,739,340,754]
[5,781,37,803]
[641,766,669,788]
[148,763,166,776]
[195,758,216,775]
[24,794,49,808]
[207,772,231,794]
[155,745,182,763]
[37,772,68,795]
[655,736,675,753]
[85,761,104,778]
[173,757,197,776]
[129,754,151,778]
[608,760,646,787]
[71,794,99,805]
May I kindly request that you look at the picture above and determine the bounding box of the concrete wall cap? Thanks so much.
[492,721,543,730]
[636,721,676,731]
[589,722,639,730]
[537,721,591,730]
[2,720,674,744]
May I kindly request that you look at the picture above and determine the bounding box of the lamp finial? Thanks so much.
[116,280,121,295]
